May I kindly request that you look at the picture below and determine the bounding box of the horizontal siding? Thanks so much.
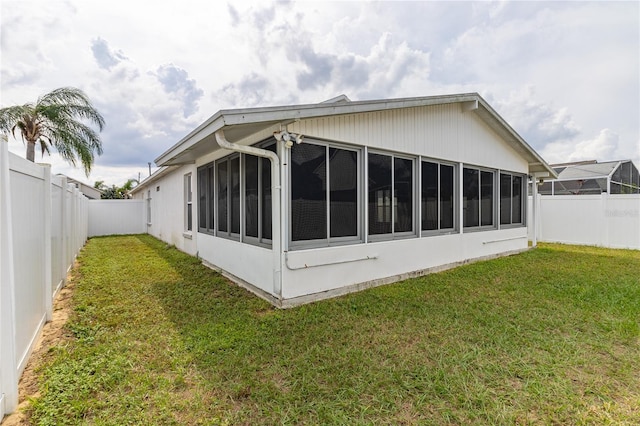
[289,104,528,174]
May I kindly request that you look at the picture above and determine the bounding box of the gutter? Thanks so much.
[214,129,283,301]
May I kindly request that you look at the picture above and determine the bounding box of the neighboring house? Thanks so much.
[131,93,556,307]
[58,175,104,199]
[538,160,640,195]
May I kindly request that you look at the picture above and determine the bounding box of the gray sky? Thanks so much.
[1,0,638,186]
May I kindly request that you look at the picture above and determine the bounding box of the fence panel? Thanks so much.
[1,142,88,418]
[88,200,146,237]
[51,177,64,295]
[8,156,48,376]
[528,194,640,249]
[603,195,640,249]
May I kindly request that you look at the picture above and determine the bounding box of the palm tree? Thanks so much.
[0,87,105,175]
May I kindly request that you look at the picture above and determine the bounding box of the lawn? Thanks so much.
[28,235,639,425]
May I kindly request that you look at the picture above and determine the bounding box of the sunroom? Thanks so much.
[137,93,556,306]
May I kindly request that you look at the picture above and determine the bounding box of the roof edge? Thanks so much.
[153,93,557,178]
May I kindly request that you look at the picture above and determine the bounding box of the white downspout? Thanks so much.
[214,130,283,301]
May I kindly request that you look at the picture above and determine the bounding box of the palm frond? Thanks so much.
[1,87,105,171]
[0,104,33,135]
[37,87,105,130]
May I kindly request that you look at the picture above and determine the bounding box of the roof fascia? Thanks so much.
[154,94,479,166]
[154,114,225,165]
[130,165,179,194]
[217,93,479,127]
[153,93,557,179]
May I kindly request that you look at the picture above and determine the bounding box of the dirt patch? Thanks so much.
[2,271,77,426]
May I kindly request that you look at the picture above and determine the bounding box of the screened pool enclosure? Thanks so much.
[538,160,640,195]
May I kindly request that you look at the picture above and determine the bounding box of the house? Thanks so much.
[58,175,104,199]
[131,93,556,307]
[538,160,640,195]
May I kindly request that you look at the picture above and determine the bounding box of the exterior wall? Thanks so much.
[289,104,529,174]
[88,200,146,237]
[528,194,640,249]
[196,104,529,302]
[197,234,274,295]
[280,104,529,300]
[133,164,197,255]
[282,228,527,300]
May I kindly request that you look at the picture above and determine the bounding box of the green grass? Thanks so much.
[28,235,640,425]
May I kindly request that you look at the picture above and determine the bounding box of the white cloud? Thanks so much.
[1,0,638,180]
[491,86,581,150]
[541,129,620,165]
[91,37,128,70]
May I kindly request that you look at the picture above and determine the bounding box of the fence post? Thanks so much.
[0,136,19,415]
[59,176,68,287]
[601,193,609,247]
[531,177,539,247]
[42,165,53,322]
[71,186,78,258]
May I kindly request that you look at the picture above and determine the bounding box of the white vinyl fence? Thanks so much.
[1,142,88,418]
[528,194,640,249]
[88,199,146,237]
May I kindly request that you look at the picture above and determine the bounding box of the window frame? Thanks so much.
[197,162,215,235]
[184,173,193,233]
[367,149,417,242]
[216,154,241,241]
[499,171,526,228]
[462,165,496,231]
[243,140,276,247]
[420,158,458,236]
[288,138,363,250]
[146,190,151,226]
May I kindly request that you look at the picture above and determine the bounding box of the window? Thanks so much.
[500,172,524,226]
[244,142,275,244]
[197,163,215,234]
[184,173,192,232]
[421,160,456,232]
[146,190,151,225]
[290,140,360,245]
[463,167,494,228]
[197,140,275,244]
[245,155,259,238]
[217,155,240,238]
[368,152,414,237]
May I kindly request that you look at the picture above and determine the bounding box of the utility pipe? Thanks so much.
[214,130,283,300]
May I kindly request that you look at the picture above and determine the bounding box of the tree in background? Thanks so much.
[95,179,138,199]
[0,87,105,175]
